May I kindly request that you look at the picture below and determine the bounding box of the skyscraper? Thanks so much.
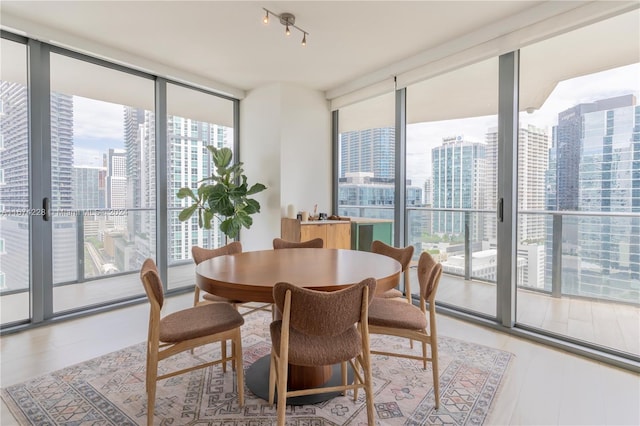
[73,166,106,209]
[167,116,230,262]
[0,81,29,291]
[549,94,639,298]
[106,149,127,210]
[0,83,76,287]
[431,136,486,239]
[484,125,549,242]
[340,128,395,179]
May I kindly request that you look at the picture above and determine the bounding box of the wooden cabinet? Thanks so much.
[281,218,351,249]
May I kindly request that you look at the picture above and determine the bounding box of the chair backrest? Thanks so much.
[192,241,243,265]
[272,237,324,249]
[140,258,164,308]
[417,252,443,302]
[371,240,414,272]
[273,278,376,337]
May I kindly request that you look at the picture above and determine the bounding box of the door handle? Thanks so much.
[43,197,50,221]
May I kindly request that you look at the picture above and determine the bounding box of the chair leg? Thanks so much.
[234,330,244,407]
[361,352,375,425]
[276,354,288,426]
[146,351,158,426]
[231,339,236,371]
[431,341,440,410]
[193,286,200,307]
[268,350,277,405]
[221,340,227,373]
[341,361,348,395]
[422,340,428,370]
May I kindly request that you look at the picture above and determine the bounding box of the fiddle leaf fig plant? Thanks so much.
[177,146,267,240]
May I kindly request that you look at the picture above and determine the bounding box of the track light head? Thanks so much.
[262,8,308,46]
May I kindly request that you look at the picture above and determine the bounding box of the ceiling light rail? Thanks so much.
[262,8,309,46]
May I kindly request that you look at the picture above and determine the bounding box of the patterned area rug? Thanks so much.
[2,309,512,425]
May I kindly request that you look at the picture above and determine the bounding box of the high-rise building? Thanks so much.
[340,128,395,179]
[106,148,127,209]
[73,166,106,209]
[423,178,432,206]
[0,81,29,291]
[337,172,422,219]
[0,83,76,287]
[485,125,549,243]
[431,136,486,239]
[548,94,639,298]
[123,107,155,268]
[485,125,549,289]
[167,116,230,262]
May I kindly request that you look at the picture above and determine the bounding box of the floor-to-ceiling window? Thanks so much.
[0,38,29,325]
[48,52,156,313]
[405,58,499,318]
[166,83,236,290]
[517,10,639,358]
[337,91,396,247]
[0,33,239,329]
[333,9,639,367]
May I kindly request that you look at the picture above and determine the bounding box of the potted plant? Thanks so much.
[177,146,267,240]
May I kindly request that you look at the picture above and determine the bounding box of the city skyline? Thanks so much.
[406,62,640,191]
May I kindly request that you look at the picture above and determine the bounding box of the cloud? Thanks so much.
[73,96,124,141]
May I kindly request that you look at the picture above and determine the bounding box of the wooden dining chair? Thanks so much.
[269,278,377,426]
[367,251,443,409]
[140,258,245,426]
[272,237,324,249]
[192,242,243,304]
[192,242,270,370]
[371,240,414,303]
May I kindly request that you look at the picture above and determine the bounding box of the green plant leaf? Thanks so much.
[178,143,266,241]
[220,218,240,239]
[211,146,233,168]
[244,198,260,214]
[176,187,196,200]
[203,209,213,229]
[178,204,198,221]
[235,210,253,228]
[247,183,267,195]
[207,184,235,217]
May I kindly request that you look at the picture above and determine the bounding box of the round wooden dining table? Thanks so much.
[195,248,401,302]
[195,248,402,404]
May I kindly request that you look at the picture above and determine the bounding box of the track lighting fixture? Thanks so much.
[262,8,309,46]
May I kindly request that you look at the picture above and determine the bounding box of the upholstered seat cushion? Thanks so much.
[377,288,404,299]
[202,292,243,304]
[368,298,427,330]
[270,321,362,366]
[160,303,244,342]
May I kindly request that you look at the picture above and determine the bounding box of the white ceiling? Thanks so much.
[2,0,638,107]
[1,0,548,96]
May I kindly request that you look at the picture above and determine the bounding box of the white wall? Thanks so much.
[240,83,331,251]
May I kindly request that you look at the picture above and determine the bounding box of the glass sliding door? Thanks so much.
[0,38,30,325]
[166,83,236,290]
[518,10,640,357]
[49,52,155,313]
[405,58,499,318]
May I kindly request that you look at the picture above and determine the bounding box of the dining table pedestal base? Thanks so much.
[245,355,355,405]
